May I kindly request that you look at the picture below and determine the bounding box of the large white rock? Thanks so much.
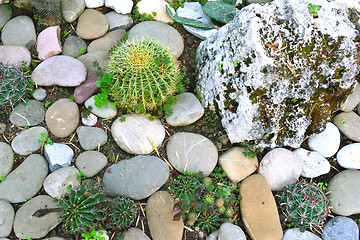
[85,95,117,119]
[105,0,133,14]
[137,0,174,23]
[337,143,360,169]
[84,0,104,8]
[43,167,81,198]
[259,148,302,191]
[293,148,330,178]
[307,122,340,158]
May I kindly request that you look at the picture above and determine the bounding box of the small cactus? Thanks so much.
[280,182,330,232]
[0,63,28,107]
[107,38,181,113]
[106,196,139,229]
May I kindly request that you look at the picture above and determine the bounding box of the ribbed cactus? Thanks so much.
[281,182,330,232]
[0,63,28,107]
[107,38,180,113]
[106,196,139,229]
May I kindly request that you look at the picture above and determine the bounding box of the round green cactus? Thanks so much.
[0,63,28,107]
[106,196,139,229]
[106,38,181,113]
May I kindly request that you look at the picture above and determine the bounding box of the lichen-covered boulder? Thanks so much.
[196,0,360,149]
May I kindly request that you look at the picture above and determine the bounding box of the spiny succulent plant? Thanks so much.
[105,196,139,229]
[168,171,203,201]
[106,38,181,113]
[0,63,28,107]
[280,181,330,232]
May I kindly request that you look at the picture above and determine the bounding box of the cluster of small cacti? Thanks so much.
[0,63,28,107]
[105,196,138,229]
[169,168,240,233]
[106,38,181,113]
[280,181,330,232]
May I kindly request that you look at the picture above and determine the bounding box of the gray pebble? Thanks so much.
[76,126,108,150]
[32,88,47,101]
[75,151,107,177]
[11,126,48,155]
[10,100,45,127]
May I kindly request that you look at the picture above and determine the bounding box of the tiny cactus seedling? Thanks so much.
[106,196,139,229]
[0,63,28,107]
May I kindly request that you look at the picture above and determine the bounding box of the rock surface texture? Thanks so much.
[196,0,360,149]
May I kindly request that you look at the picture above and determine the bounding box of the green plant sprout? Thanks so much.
[79,47,86,53]
[242,147,257,158]
[69,52,74,57]
[119,115,126,122]
[308,3,321,17]
[0,176,5,182]
[339,118,345,125]
[81,229,106,240]
[43,101,51,108]
[77,172,85,181]
[216,61,223,72]
[38,133,53,146]
[233,60,240,68]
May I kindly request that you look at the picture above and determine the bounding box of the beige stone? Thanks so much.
[88,29,126,52]
[146,191,184,240]
[240,174,283,240]
[137,0,175,23]
[76,9,109,40]
[333,111,360,142]
[123,228,150,240]
[219,147,258,183]
[45,99,79,138]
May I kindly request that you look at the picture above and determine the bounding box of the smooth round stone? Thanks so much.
[85,95,117,119]
[0,4,12,29]
[88,29,126,52]
[105,11,133,31]
[76,9,108,40]
[176,2,218,40]
[323,216,359,240]
[259,148,302,191]
[85,0,104,8]
[340,82,360,112]
[81,112,98,126]
[328,169,360,216]
[44,143,74,172]
[76,126,107,150]
[239,174,283,240]
[215,223,246,240]
[11,126,48,155]
[77,50,109,72]
[336,143,360,169]
[146,191,184,240]
[307,122,340,158]
[43,166,81,198]
[0,154,48,203]
[105,0,133,14]
[0,200,14,238]
[10,100,45,127]
[75,151,107,177]
[137,0,174,23]
[166,132,218,176]
[123,228,150,240]
[45,98,80,138]
[32,56,87,87]
[74,71,101,104]
[103,155,169,200]
[218,147,258,183]
[0,142,13,177]
[333,111,360,142]
[0,45,31,69]
[13,195,61,239]
[293,148,330,178]
[111,114,165,154]
[36,26,62,61]
[62,36,87,58]
[128,21,184,57]
[32,88,47,101]
[165,92,204,126]
[61,0,85,23]
[1,15,36,49]
[283,228,321,240]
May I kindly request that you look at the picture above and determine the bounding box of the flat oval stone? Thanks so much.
[0,45,31,69]
[0,4,12,29]
[146,191,184,240]
[239,174,283,240]
[219,147,258,183]
[1,15,36,49]
[32,56,87,87]
[283,228,321,240]
[11,126,48,155]
[123,228,150,240]
[323,216,359,240]
[85,95,117,119]
[13,195,61,239]
[0,142,13,177]
[0,200,14,238]
[88,29,126,53]
[45,98,79,138]
[61,0,85,23]
[336,143,360,169]
[75,151,107,178]
[111,114,165,154]
[77,50,109,72]
[165,92,204,127]
[102,155,169,200]
[293,148,330,178]
[307,122,340,158]
[43,166,81,198]
[74,71,101,104]
[36,26,62,61]
[10,100,45,127]
[166,132,218,176]
[128,21,184,57]
[333,112,360,142]
[328,169,360,216]
[259,148,302,191]
[76,126,107,150]
[76,9,108,40]
[62,36,87,58]
[0,154,48,203]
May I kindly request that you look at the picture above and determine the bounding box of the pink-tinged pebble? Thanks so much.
[36,26,62,61]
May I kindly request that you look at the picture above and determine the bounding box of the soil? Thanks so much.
[1,3,360,240]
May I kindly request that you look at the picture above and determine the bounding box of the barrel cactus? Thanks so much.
[0,63,28,107]
[106,38,181,113]
[105,196,139,229]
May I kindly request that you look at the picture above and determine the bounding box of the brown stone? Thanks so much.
[146,191,184,240]
[240,174,283,240]
[76,9,109,40]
